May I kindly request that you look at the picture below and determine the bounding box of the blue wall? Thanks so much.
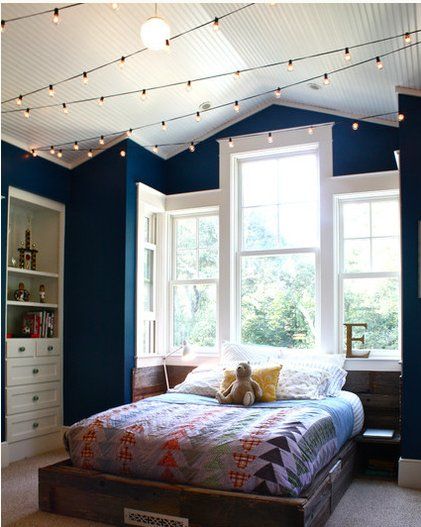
[165,104,399,194]
[399,94,421,461]
[1,141,72,441]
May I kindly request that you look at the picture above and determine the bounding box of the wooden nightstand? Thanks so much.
[355,430,401,479]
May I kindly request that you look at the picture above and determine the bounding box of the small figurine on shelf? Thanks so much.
[10,256,17,268]
[31,243,38,270]
[14,282,30,302]
[17,219,38,271]
[39,284,46,303]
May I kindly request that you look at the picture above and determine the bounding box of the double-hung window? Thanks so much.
[337,192,400,354]
[170,211,219,352]
[237,147,319,348]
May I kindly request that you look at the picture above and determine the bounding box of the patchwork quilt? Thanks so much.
[66,393,354,497]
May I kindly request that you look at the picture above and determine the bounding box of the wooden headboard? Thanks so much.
[132,366,400,431]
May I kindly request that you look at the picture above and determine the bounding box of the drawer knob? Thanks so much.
[33,395,39,402]
[32,422,39,429]
[19,347,25,352]
[47,346,54,351]
[32,368,39,374]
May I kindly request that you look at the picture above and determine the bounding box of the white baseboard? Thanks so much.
[2,441,10,468]
[398,457,421,489]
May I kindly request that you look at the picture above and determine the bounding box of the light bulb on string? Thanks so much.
[323,73,330,85]
[48,85,55,97]
[195,111,201,122]
[287,60,294,72]
[1,20,5,32]
[73,141,79,151]
[404,33,411,44]
[52,8,59,25]
[352,122,359,131]
[267,132,273,144]
[161,121,167,131]
[212,17,219,31]
[153,145,159,153]
[111,3,119,11]
[99,135,105,145]
[140,4,171,51]
[16,95,23,106]
[120,149,126,157]
[344,47,351,61]
[62,103,69,114]
[234,100,240,113]
[274,87,281,98]
[57,149,63,158]
[186,80,192,92]
[126,128,133,137]
[98,96,105,106]
[140,89,147,101]
[82,72,88,85]
[308,126,314,135]
[24,108,30,118]
[165,39,171,52]
[88,149,93,158]
[31,149,37,157]
[50,146,55,155]
[189,142,195,153]
[228,137,234,148]
[398,113,405,122]
[233,70,241,79]
[376,56,383,70]
[119,56,125,68]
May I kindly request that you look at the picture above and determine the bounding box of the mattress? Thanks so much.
[65,391,362,498]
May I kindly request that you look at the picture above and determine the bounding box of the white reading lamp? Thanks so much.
[163,340,195,391]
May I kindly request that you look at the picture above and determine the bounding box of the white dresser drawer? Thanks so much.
[6,407,61,442]
[7,357,60,386]
[6,339,36,359]
[36,339,60,357]
[6,382,61,415]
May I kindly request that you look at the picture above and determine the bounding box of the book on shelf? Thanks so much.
[22,310,55,338]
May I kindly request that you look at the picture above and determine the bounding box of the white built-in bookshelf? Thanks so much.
[5,187,65,463]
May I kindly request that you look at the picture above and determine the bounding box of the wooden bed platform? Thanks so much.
[39,439,356,527]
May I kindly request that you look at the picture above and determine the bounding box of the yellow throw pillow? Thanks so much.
[220,365,282,402]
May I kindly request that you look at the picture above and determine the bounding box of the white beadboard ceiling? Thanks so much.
[1,2,420,169]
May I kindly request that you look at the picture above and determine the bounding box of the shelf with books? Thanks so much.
[7,301,58,309]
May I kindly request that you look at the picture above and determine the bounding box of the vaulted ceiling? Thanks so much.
[1,2,420,168]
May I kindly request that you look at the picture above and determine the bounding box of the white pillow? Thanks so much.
[221,341,281,366]
[277,365,330,400]
[171,366,224,397]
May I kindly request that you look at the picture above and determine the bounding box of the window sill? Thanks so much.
[344,357,401,372]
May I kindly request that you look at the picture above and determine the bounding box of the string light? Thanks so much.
[212,17,219,31]
[186,81,192,92]
[111,3,119,11]
[189,142,195,152]
[267,132,273,144]
[398,112,405,122]
[234,70,241,79]
[161,121,167,131]
[165,39,171,52]
[153,145,159,153]
[119,56,125,68]
[24,108,30,118]
[140,89,147,101]
[274,87,281,98]
[16,95,23,106]
[344,47,351,61]
[31,149,37,157]
[376,56,384,70]
[308,126,314,135]
[50,146,55,155]
[234,100,240,112]
[126,128,133,137]
[57,149,63,158]
[404,33,411,44]
[99,135,105,145]
[52,8,59,25]
[352,122,359,131]
[120,149,126,157]
[287,60,294,72]
[323,73,330,85]
[82,72,88,85]
[73,141,79,151]
[88,149,93,158]
[48,85,55,97]
[62,103,68,114]
[98,96,105,106]
[195,111,201,122]
[1,20,5,32]
[228,137,234,148]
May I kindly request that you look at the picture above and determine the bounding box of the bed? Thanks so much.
[40,390,363,527]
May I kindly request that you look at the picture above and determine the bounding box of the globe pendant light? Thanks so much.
[140,3,170,51]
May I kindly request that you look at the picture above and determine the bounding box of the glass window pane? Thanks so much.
[199,248,218,279]
[176,218,197,250]
[278,154,318,203]
[241,254,316,348]
[371,200,399,237]
[144,248,154,311]
[343,202,370,238]
[143,320,155,355]
[176,250,196,279]
[241,159,278,207]
[143,216,150,242]
[173,284,217,347]
[242,206,278,250]
[343,277,399,350]
[343,239,370,272]
[198,216,218,248]
[279,203,317,247]
[372,237,400,272]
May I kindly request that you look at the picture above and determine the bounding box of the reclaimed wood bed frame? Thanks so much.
[38,368,399,527]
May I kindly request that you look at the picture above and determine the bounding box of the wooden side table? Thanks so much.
[355,431,401,479]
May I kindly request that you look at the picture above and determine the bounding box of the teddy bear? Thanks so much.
[216,362,263,406]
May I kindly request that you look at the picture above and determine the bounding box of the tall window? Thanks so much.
[140,211,157,355]
[338,192,400,353]
[170,212,219,351]
[238,148,319,348]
